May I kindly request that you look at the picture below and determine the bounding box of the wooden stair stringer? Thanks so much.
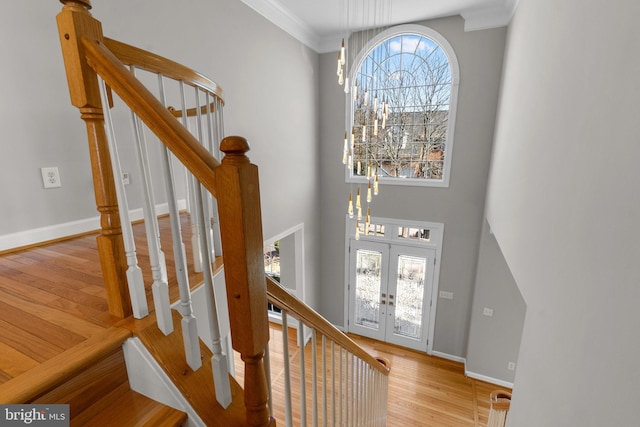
[136,309,246,426]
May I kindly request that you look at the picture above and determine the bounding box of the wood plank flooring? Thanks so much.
[234,324,509,427]
[0,214,204,384]
[0,214,509,426]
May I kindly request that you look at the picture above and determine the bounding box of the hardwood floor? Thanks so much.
[234,324,509,427]
[0,214,204,384]
[0,215,509,425]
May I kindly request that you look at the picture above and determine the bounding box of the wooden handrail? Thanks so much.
[80,36,220,197]
[103,37,224,103]
[266,276,390,376]
[168,103,217,118]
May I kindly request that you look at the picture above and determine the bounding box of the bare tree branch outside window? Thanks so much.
[351,34,452,181]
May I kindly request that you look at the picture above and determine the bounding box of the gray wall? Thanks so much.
[0,1,320,308]
[486,0,640,425]
[0,2,97,234]
[466,219,525,383]
[319,16,506,357]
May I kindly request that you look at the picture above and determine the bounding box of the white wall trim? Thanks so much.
[240,0,323,52]
[122,337,204,427]
[432,351,466,364]
[0,200,186,252]
[465,368,514,389]
[461,5,514,32]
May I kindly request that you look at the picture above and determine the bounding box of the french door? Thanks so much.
[348,239,435,351]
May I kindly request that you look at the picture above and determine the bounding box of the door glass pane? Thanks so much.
[394,255,426,339]
[354,249,383,330]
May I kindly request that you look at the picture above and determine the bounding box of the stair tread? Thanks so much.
[138,309,246,426]
[73,388,187,427]
[0,326,132,403]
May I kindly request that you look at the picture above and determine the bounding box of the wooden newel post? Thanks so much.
[215,136,274,426]
[56,0,132,318]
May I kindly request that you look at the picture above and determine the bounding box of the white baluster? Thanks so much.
[178,82,202,273]
[265,344,274,419]
[298,321,307,427]
[331,341,336,427]
[339,346,343,427]
[282,311,293,427]
[322,335,327,427]
[204,92,223,257]
[311,330,318,427]
[345,350,349,426]
[196,181,232,407]
[129,110,172,334]
[129,67,168,284]
[98,78,148,319]
[194,89,216,264]
[156,74,201,370]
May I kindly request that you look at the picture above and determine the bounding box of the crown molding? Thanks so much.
[241,0,521,54]
[462,0,520,31]
[240,0,324,52]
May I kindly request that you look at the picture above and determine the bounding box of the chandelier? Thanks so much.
[337,0,392,240]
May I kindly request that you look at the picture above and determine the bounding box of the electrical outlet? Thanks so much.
[439,291,453,300]
[508,362,516,371]
[41,167,61,189]
[122,172,131,186]
[483,307,494,317]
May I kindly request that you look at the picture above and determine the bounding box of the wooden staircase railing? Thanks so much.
[55,1,388,426]
[265,276,390,426]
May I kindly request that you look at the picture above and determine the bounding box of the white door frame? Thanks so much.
[344,215,444,354]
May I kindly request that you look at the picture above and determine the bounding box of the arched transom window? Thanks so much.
[349,25,459,187]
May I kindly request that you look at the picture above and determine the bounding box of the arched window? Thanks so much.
[348,25,459,187]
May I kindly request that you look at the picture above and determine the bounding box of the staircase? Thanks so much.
[0,326,187,426]
[0,2,391,425]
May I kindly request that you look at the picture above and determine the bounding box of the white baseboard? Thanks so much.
[0,200,186,252]
[465,369,514,389]
[432,350,466,364]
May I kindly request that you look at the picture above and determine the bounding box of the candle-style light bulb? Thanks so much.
[365,207,371,234]
[348,193,354,218]
[337,52,342,76]
[342,132,348,164]
[353,81,358,101]
[357,161,362,175]
[355,222,360,240]
[356,187,361,209]
[364,89,369,106]
[362,124,367,142]
[340,39,346,65]
[367,181,372,203]
[374,173,379,195]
